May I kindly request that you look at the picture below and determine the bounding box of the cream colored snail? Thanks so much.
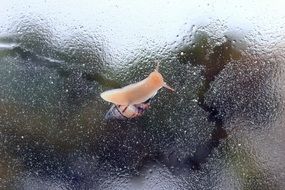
[101,62,174,120]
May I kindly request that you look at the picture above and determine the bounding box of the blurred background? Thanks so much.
[1,0,285,189]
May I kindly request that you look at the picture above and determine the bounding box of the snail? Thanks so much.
[101,62,174,120]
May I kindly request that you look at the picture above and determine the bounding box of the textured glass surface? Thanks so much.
[1,0,285,189]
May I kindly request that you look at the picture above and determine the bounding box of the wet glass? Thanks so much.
[1,0,285,189]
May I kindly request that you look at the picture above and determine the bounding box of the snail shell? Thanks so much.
[104,100,151,120]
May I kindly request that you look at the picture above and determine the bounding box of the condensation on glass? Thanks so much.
[1,0,285,189]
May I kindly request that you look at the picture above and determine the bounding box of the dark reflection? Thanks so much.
[176,32,242,170]
[8,45,120,89]
[0,33,251,183]
[0,18,284,189]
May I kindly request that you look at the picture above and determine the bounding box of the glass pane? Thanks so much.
[1,0,285,189]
